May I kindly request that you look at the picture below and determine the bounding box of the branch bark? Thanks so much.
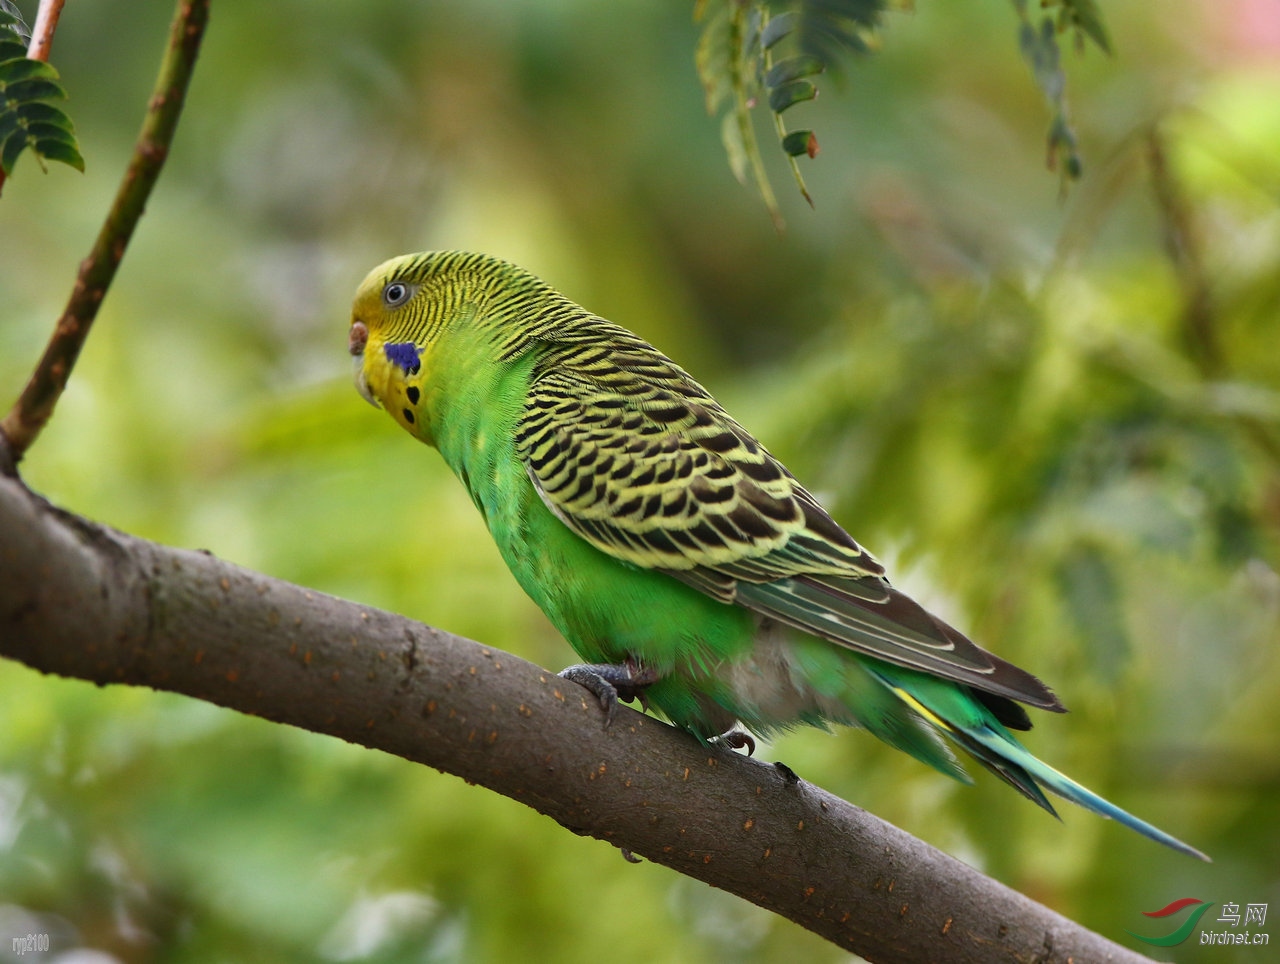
[0,445,1151,964]
[26,0,66,62]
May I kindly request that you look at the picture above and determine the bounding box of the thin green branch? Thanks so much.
[0,0,209,462]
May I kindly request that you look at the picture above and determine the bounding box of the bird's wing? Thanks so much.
[515,330,1062,710]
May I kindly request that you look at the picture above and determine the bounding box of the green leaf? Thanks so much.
[1008,0,1112,185]
[697,1,783,227]
[767,79,817,113]
[694,1,733,115]
[0,56,58,85]
[742,4,763,64]
[797,0,887,61]
[765,55,824,88]
[1,124,27,172]
[761,11,795,49]
[696,1,894,220]
[33,133,84,171]
[0,38,25,62]
[1,75,68,103]
[0,0,30,45]
[0,100,82,171]
[719,110,749,185]
[1013,8,1085,185]
[781,129,819,158]
[16,99,74,131]
[25,119,75,143]
[698,0,1108,211]
[1018,18,1061,98]
[1056,0,1112,54]
[0,48,84,177]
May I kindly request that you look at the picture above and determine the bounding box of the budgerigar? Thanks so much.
[347,250,1206,861]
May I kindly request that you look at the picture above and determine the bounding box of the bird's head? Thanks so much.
[348,252,454,443]
[350,250,569,448]
[349,253,431,403]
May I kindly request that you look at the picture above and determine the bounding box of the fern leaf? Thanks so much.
[1011,0,1108,187]
[0,54,85,176]
[697,1,879,223]
[694,0,1113,219]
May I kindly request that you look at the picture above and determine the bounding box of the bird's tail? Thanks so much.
[868,666,1210,862]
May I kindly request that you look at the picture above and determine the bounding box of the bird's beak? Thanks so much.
[349,320,379,409]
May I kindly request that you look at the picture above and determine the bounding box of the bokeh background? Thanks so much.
[2,1,1278,961]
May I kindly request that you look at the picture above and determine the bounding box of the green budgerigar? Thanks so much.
[348,250,1206,861]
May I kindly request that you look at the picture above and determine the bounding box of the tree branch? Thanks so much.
[0,445,1151,964]
[0,0,209,461]
[26,0,66,61]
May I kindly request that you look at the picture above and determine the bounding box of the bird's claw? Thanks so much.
[558,661,659,729]
[711,729,756,756]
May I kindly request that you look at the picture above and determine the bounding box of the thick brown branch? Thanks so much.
[0,0,209,460]
[0,452,1151,964]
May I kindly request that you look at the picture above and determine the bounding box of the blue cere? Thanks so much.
[384,341,421,375]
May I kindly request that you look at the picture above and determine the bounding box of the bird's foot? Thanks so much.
[558,660,659,729]
[619,848,643,864]
[711,729,756,757]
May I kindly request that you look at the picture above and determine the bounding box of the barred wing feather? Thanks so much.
[514,325,1063,712]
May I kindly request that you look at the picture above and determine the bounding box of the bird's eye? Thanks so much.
[382,282,415,308]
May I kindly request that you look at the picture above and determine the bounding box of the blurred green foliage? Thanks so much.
[695,0,1107,223]
[1,0,1278,961]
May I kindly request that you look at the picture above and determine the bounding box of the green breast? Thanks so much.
[427,344,757,733]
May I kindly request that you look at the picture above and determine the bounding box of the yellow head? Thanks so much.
[349,254,428,434]
[349,250,581,450]
[348,251,496,446]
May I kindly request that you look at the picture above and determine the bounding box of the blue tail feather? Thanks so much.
[870,667,1210,861]
[973,731,1211,862]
